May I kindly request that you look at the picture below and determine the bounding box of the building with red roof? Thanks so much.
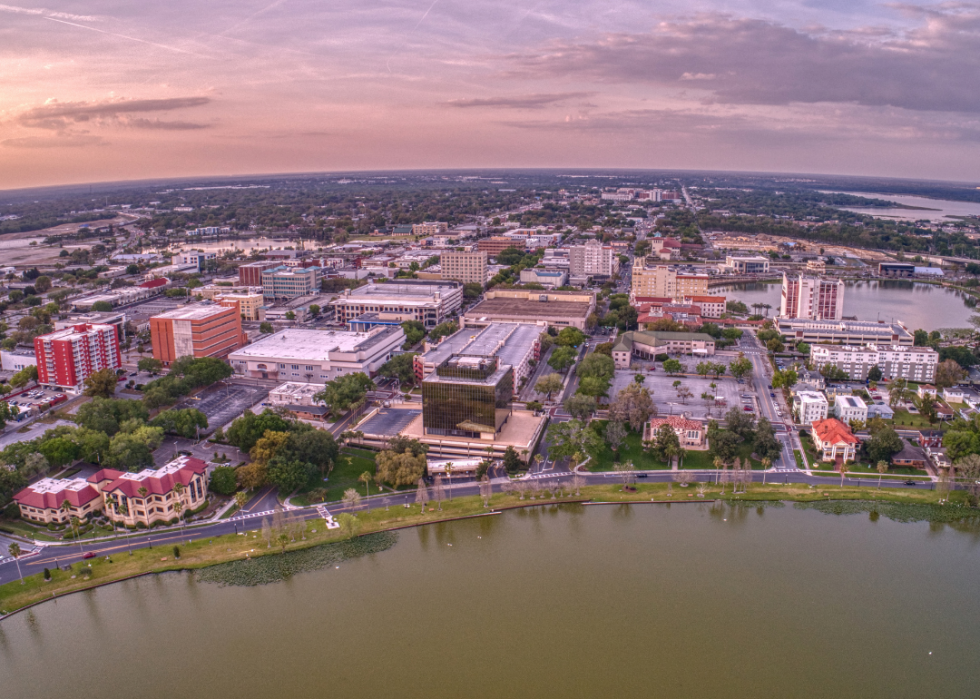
[811,418,860,465]
[101,456,210,527]
[13,455,211,527]
[14,477,104,524]
[643,415,707,450]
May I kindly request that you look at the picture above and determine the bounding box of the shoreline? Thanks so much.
[2,482,977,620]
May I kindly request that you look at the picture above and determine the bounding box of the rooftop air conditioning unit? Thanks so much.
[538,295,548,302]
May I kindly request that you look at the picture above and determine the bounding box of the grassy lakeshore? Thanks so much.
[1,482,976,616]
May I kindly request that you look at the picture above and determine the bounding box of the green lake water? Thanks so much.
[2,503,980,699]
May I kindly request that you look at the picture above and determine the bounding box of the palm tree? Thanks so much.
[761,457,771,485]
[8,542,23,584]
[445,462,454,501]
[359,471,373,497]
[59,499,71,529]
[173,482,186,532]
[876,460,889,489]
[173,501,184,533]
[70,516,83,555]
[534,453,544,472]
[137,486,150,528]
[837,459,848,488]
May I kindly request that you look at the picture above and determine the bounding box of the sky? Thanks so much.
[2,0,980,189]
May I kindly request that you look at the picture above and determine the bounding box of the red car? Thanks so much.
[82,551,96,559]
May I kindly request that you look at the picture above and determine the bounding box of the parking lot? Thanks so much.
[5,387,70,414]
[608,369,745,420]
[177,381,270,432]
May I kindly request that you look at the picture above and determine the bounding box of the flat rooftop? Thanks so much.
[346,281,459,299]
[423,323,540,367]
[466,297,590,320]
[231,327,400,360]
[152,302,232,320]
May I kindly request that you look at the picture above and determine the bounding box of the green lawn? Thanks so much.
[587,422,761,471]
[888,410,946,430]
[293,448,378,506]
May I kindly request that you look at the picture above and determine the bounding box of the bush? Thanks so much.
[43,567,51,580]
[3,502,20,519]
[173,545,181,559]
[655,353,669,362]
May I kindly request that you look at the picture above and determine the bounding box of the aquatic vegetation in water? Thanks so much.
[196,532,397,587]
[794,500,980,525]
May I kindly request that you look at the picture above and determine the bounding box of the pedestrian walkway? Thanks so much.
[316,505,340,529]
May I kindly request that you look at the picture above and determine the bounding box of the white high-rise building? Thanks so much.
[569,239,619,278]
[779,273,844,320]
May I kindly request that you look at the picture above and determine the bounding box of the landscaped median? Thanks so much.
[2,482,977,616]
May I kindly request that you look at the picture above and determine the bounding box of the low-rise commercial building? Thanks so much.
[477,236,523,257]
[413,221,448,236]
[612,330,716,368]
[519,268,569,287]
[724,256,770,274]
[150,302,244,365]
[810,418,859,464]
[34,323,121,393]
[239,261,280,286]
[809,344,938,382]
[631,261,710,302]
[463,289,595,330]
[228,326,403,381]
[878,262,915,278]
[330,280,462,329]
[177,251,217,271]
[776,319,913,346]
[14,476,104,524]
[216,292,265,321]
[793,391,830,425]
[0,346,37,372]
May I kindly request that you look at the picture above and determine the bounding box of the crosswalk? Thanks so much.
[316,505,341,529]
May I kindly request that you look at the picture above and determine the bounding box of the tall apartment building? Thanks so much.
[261,266,320,301]
[413,222,448,236]
[809,344,938,382]
[631,261,710,302]
[779,273,844,320]
[477,236,522,257]
[569,239,619,278]
[239,261,279,286]
[440,251,487,285]
[34,323,121,393]
[150,302,244,365]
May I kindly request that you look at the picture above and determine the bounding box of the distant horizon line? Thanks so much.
[1,166,977,200]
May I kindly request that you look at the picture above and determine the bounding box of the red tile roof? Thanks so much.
[648,415,703,432]
[811,418,860,445]
[102,457,208,498]
[14,483,102,510]
[140,277,169,289]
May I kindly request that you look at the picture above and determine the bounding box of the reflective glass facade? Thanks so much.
[422,366,513,437]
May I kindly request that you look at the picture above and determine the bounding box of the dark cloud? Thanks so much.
[18,96,211,130]
[2,134,105,148]
[504,6,980,113]
[447,92,593,109]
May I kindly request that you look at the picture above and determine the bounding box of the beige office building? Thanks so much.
[631,262,710,302]
[441,251,488,285]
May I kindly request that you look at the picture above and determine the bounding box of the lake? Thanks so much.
[717,280,975,331]
[825,191,980,222]
[166,236,319,255]
[3,504,980,699]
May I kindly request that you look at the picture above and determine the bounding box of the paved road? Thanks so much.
[0,469,939,585]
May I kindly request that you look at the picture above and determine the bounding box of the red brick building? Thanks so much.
[150,302,244,365]
[238,261,279,286]
[34,323,121,393]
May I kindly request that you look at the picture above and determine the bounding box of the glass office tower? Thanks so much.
[422,355,514,438]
